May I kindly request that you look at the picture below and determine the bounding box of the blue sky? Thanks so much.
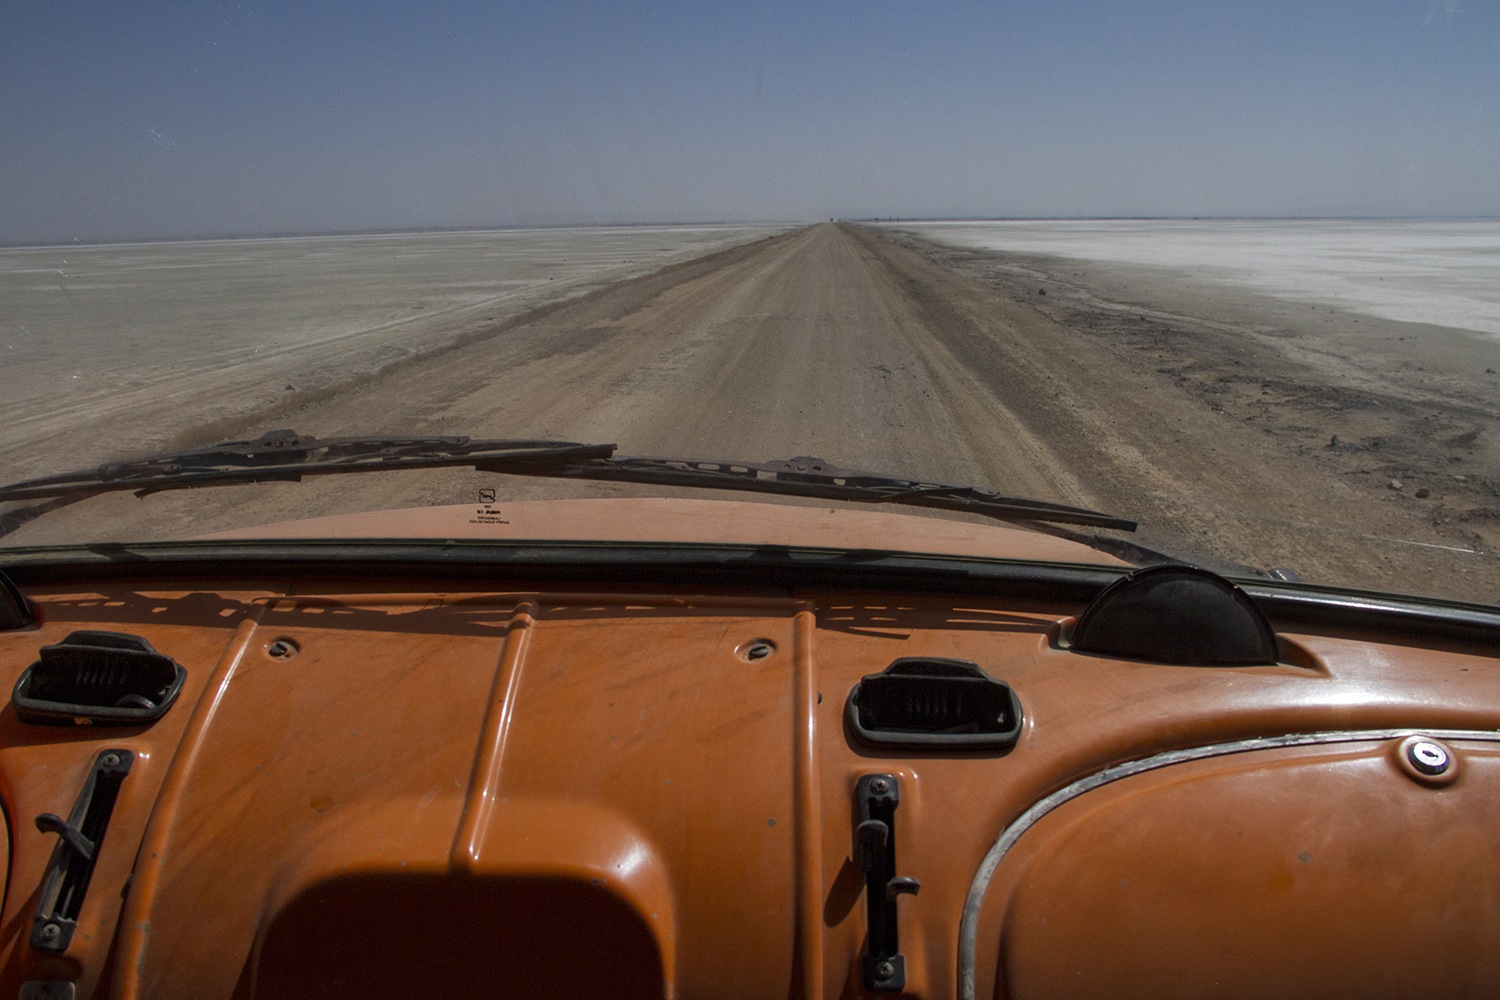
[3,1,1497,243]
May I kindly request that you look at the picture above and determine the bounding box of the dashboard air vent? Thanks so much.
[846,657,1023,751]
[13,630,186,726]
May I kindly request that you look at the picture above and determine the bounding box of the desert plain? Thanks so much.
[2,221,1497,605]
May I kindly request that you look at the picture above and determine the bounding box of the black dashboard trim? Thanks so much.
[3,539,1499,646]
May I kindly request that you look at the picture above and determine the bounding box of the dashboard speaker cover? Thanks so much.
[1072,565,1277,666]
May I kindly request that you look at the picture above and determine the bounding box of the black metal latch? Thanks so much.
[30,749,134,951]
[856,773,920,991]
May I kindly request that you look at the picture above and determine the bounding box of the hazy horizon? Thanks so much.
[5,2,1498,245]
[9,212,1500,252]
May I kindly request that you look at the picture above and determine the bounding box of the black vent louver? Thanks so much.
[13,630,186,726]
[846,657,1023,750]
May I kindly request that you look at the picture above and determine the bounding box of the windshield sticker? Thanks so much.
[470,490,509,526]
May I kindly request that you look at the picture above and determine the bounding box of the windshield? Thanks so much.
[2,3,1497,606]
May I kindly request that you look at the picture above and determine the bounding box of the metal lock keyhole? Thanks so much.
[1395,735,1460,786]
[1407,739,1450,775]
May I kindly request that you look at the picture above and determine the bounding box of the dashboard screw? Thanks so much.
[869,778,890,795]
[39,923,60,942]
[874,960,895,981]
[101,753,120,768]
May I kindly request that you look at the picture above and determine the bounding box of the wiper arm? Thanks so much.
[526,454,1137,531]
[0,431,617,503]
[0,433,1135,535]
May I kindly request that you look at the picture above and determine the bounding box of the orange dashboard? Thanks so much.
[0,571,1498,1000]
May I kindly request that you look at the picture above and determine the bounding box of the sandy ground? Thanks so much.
[875,226,1500,599]
[883,219,1500,337]
[5,223,1498,605]
[0,225,789,481]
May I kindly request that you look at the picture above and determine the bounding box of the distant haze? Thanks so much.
[4,1,1498,245]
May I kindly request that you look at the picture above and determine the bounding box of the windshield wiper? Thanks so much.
[0,433,614,539]
[0,432,615,501]
[0,430,1135,536]
[534,454,1137,531]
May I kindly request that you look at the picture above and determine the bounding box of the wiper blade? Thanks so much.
[0,434,1135,534]
[0,431,617,502]
[527,454,1137,532]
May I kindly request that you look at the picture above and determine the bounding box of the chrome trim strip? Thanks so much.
[957,727,1500,1000]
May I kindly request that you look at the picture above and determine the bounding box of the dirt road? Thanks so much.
[11,223,1498,602]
